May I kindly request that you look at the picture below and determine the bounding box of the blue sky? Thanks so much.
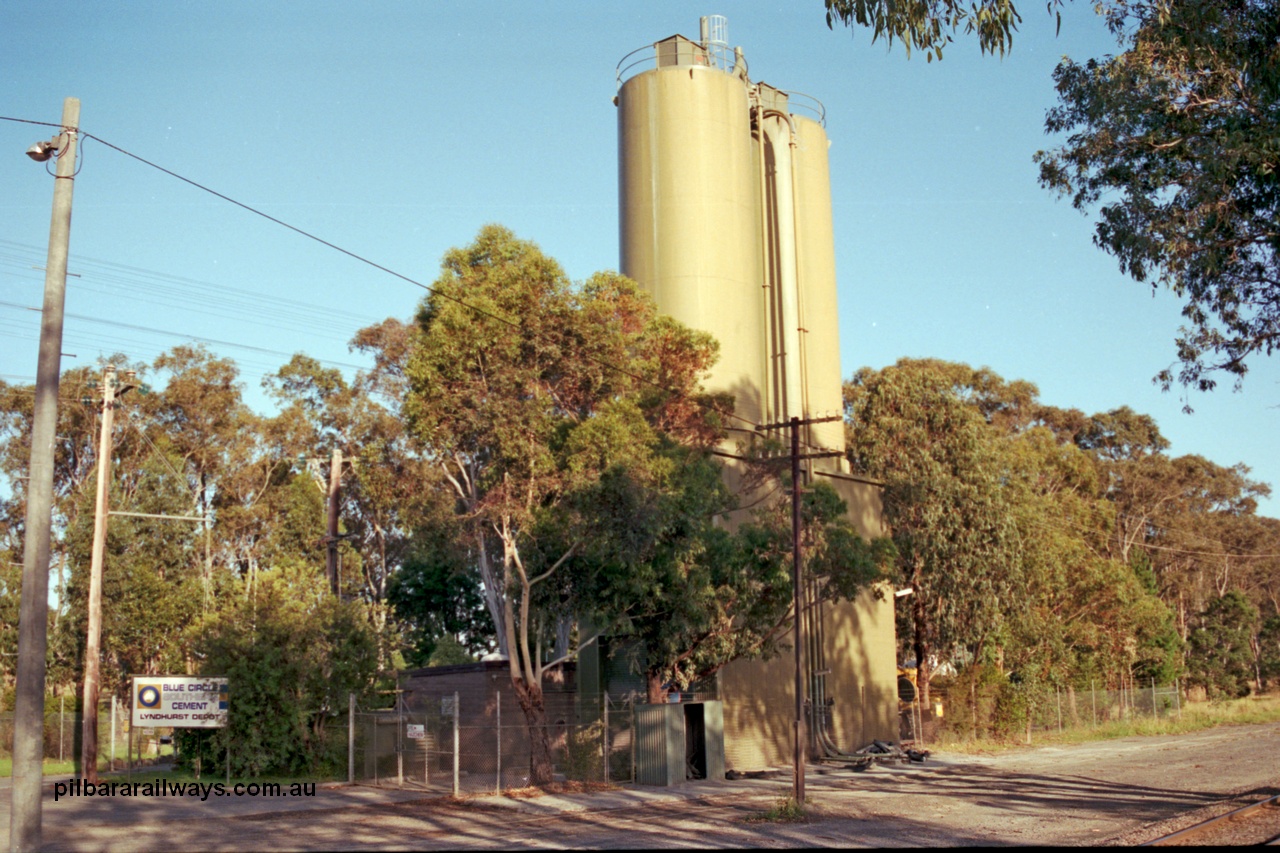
[2,1,1276,518]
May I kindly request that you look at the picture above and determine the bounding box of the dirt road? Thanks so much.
[8,720,1277,849]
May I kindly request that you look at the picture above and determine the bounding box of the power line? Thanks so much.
[0,239,383,337]
[9,118,803,442]
[0,300,367,371]
[0,323,292,385]
[0,116,65,130]
[75,130,766,436]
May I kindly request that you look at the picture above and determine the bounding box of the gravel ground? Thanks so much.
[4,720,1277,849]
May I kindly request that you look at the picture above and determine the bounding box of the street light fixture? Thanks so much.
[25,138,62,162]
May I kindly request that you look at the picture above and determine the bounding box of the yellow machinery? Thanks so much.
[898,665,944,719]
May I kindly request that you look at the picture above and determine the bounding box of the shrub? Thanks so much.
[561,721,603,782]
[176,560,379,777]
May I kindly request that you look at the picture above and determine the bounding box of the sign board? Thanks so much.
[132,676,228,728]
[406,724,425,740]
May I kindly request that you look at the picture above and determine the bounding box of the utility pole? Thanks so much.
[791,416,805,805]
[326,446,342,595]
[80,366,136,783]
[757,413,842,806]
[11,96,79,853]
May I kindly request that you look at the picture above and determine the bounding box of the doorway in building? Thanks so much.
[684,703,706,780]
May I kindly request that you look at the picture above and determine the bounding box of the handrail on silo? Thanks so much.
[781,90,827,127]
[615,44,657,90]
[615,40,746,91]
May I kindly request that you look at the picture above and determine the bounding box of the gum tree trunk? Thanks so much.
[512,677,553,786]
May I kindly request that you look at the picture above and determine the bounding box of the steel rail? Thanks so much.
[1141,793,1280,846]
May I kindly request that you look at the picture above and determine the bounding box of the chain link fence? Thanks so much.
[903,679,1185,744]
[344,691,635,793]
[0,697,163,770]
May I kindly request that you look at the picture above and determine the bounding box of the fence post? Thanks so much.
[1175,678,1182,720]
[397,680,404,787]
[1056,687,1062,733]
[1090,681,1096,727]
[495,691,501,794]
[458,686,463,794]
[602,691,610,784]
[1151,678,1157,720]
[348,693,355,784]
[60,694,65,763]
[111,696,117,771]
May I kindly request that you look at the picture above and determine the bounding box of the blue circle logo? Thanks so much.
[138,685,161,708]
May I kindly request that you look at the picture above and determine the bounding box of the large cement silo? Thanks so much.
[791,112,845,457]
[616,26,766,431]
[612,15,899,770]
[615,16,845,458]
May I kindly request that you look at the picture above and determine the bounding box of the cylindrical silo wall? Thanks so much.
[618,67,765,428]
[791,115,844,456]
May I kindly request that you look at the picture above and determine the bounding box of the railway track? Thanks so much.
[1142,793,1280,846]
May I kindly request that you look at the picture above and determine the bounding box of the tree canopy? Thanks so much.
[572,441,892,704]
[844,357,1279,728]
[826,0,1280,395]
[402,224,724,783]
[4,216,1278,772]
[1037,0,1280,394]
[823,0,1057,58]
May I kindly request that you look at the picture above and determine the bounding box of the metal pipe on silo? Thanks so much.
[762,111,804,421]
[754,103,776,426]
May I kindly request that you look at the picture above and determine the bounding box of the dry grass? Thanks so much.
[744,793,814,823]
[931,694,1280,756]
[500,780,621,799]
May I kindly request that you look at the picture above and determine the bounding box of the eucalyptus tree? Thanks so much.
[827,0,1280,394]
[1038,0,1280,394]
[845,359,1021,704]
[569,438,893,704]
[264,351,436,616]
[57,451,200,697]
[404,225,719,785]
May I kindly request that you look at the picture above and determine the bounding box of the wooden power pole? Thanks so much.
[791,416,806,805]
[80,366,136,783]
[326,446,342,595]
[757,413,843,806]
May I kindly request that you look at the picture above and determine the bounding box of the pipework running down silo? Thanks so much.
[615,15,847,462]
